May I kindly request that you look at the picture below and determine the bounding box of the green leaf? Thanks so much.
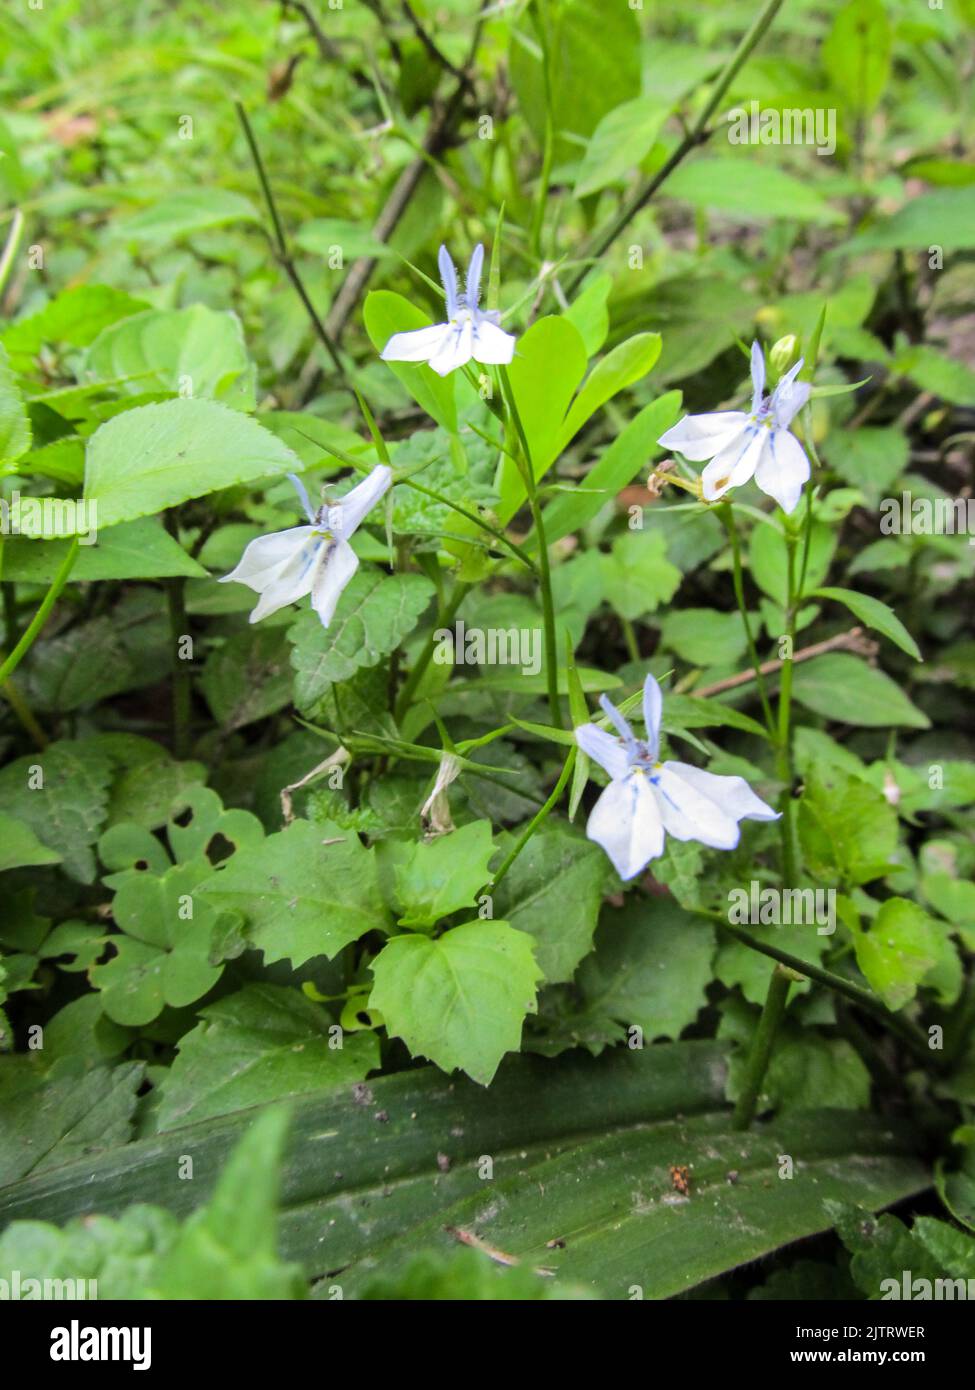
[1,1043,927,1299]
[0,342,31,466]
[0,739,116,882]
[577,899,715,1042]
[798,768,899,886]
[823,0,891,116]
[200,819,390,968]
[370,920,543,1084]
[895,344,975,408]
[288,569,433,709]
[791,653,930,729]
[83,399,301,530]
[294,218,394,261]
[851,187,975,253]
[201,625,293,730]
[114,189,262,244]
[663,695,770,739]
[575,97,669,197]
[387,820,495,930]
[665,158,844,224]
[822,426,908,504]
[557,333,662,454]
[853,898,942,1011]
[363,290,458,432]
[1,286,149,372]
[0,518,208,582]
[493,824,608,982]
[749,517,836,605]
[156,985,379,1131]
[0,814,62,871]
[86,306,255,409]
[538,393,683,548]
[599,530,681,620]
[812,587,921,661]
[562,273,611,356]
[659,607,748,667]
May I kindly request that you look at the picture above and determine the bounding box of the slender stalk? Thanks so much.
[2,677,48,747]
[0,209,25,300]
[0,539,79,686]
[776,528,799,884]
[564,0,786,293]
[498,366,562,727]
[234,100,346,380]
[166,575,192,758]
[718,503,775,734]
[732,965,793,1128]
[490,748,575,892]
[394,580,470,722]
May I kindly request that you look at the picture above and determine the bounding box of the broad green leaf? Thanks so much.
[822,426,908,504]
[295,218,393,260]
[850,187,975,253]
[370,920,543,1084]
[823,0,891,115]
[0,814,62,871]
[0,342,30,465]
[853,898,942,1010]
[0,739,115,883]
[83,398,301,529]
[1,286,149,372]
[387,820,495,930]
[86,306,255,408]
[562,273,612,356]
[497,316,588,521]
[114,189,261,244]
[577,899,715,1042]
[156,985,379,1131]
[813,587,921,661]
[792,653,930,729]
[1,1043,927,1299]
[798,768,899,886]
[557,333,662,452]
[201,625,293,730]
[200,818,390,967]
[749,517,836,605]
[665,158,844,224]
[493,824,608,982]
[575,97,669,197]
[363,290,457,432]
[663,695,770,739]
[599,530,681,620]
[288,569,433,709]
[894,344,975,408]
[659,607,748,667]
[0,518,207,582]
[724,1006,871,1114]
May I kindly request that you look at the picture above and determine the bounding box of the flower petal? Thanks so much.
[310,538,359,629]
[700,425,768,501]
[598,692,636,749]
[428,320,473,376]
[466,243,484,309]
[248,534,324,623]
[586,772,664,880]
[219,525,319,591]
[651,764,742,850]
[750,340,766,413]
[662,761,779,824]
[575,723,630,780]
[471,316,517,365]
[642,674,663,759]
[438,245,459,318]
[754,428,810,514]
[381,323,451,364]
[657,411,748,462]
[329,464,393,539]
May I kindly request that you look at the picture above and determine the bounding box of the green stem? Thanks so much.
[776,528,799,883]
[528,2,555,261]
[732,965,793,1129]
[0,210,24,299]
[235,100,346,381]
[563,0,786,293]
[719,503,775,735]
[490,748,575,892]
[498,366,562,727]
[621,616,640,664]
[166,574,192,759]
[0,538,79,686]
[394,580,470,723]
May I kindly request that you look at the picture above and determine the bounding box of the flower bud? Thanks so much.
[770,334,800,377]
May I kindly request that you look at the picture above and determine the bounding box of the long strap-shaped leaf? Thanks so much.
[0,1042,926,1298]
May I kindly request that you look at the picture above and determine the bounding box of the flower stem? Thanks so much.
[776,528,799,884]
[718,503,775,735]
[732,964,793,1129]
[498,366,563,728]
[0,538,79,687]
[490,748,575,892]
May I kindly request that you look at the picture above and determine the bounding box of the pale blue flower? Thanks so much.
[220,464,392,629]
[380,244,516,377]
[657,341,812,513]
[575,674,779,881]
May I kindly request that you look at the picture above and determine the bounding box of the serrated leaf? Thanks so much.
[370,920,542,1084]
[388,820,495,929]
[0,342,31,465]
[853,898,942,1011]
[0,739,115,883]
[0,814,62,871]
[86,305,255,409]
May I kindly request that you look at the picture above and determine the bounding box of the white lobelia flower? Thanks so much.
[657,340,812,513]
[380,243,516,377]
[219,464,392,629]
[574,674,779,881]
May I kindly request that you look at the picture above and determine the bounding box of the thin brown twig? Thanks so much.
[694,627,878,700]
